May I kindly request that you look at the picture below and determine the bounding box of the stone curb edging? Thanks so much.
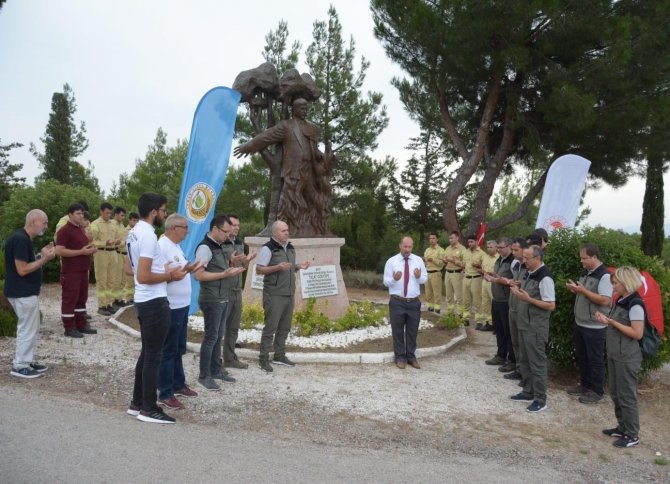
[108,307,468,364]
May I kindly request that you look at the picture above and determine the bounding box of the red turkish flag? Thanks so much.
[475,222,487,248]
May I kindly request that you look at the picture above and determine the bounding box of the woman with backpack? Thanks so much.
[595,266,645,448]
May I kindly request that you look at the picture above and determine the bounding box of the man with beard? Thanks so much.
[126,193,190,424]
[4,209,56,378]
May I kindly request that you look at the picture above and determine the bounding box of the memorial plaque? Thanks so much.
[300,265,338,299]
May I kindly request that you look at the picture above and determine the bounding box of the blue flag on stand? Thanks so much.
[177,87,240,314]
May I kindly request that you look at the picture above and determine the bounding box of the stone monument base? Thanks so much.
[243,237,350,320]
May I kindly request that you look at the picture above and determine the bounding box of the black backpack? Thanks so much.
[619,295,661,359]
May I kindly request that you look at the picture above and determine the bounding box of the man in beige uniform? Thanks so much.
[442,231,465,315]
[461,234,485,324]
[422,232,444,313]
[111,207,129,306]
[90,202,121,316]
[477,240,498,330]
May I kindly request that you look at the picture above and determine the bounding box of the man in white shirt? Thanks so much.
[383,236,428,369]
[156,214,202,410]
[126,193,189,424]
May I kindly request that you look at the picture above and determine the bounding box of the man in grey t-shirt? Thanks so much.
[565,243,612,404]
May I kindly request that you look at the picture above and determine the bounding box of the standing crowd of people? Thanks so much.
[385,228,647,448]
[3,202,651,443]
[4,192,311,425]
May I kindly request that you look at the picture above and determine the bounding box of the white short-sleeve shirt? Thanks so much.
[158,235,191,309]
[127,220,167,303]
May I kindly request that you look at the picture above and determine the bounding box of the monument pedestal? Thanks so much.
[243,237,350,320]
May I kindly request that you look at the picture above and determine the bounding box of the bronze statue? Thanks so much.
[232,64,336,238]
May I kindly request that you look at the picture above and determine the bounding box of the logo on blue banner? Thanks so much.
[184,182,216,223]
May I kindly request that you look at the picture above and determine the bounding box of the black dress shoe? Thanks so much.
[504,371,522,380]
[80,327,98,335]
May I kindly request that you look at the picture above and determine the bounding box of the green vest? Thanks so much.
[606,294,644,362]
[491,253,514,302]
[515,265,553,332]
[508,262,527,313]
[197,235,230,303]
[263,238,296,297]
[574,264,610,329]
[221,236,245,292]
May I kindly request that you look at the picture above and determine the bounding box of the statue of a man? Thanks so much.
[233,98,336,237]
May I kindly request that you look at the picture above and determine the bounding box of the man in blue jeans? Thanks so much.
[157,213,203,409]
[194,214,245,391]
[126,193,189,424]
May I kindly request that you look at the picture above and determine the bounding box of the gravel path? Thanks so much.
[1,284,669,482]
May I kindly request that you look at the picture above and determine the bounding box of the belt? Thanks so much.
[446,269,462,273]
[391,295,419,303]
[427,270,440,273]
[101,248,116,251]
[117,251,127,255]
[465,275,481,279]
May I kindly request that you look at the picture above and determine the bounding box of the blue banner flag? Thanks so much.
[177,87,240,314]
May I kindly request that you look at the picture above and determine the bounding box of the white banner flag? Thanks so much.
[536,154,591,234]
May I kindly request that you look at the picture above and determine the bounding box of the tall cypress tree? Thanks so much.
[30,83,89,185]
[640,154,665,256]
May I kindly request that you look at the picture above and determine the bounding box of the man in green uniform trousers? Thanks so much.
[422,232,444,313]
[221,214,256,369]
[442,231,465,315]
[510,245,555,413]
[255,220,310,372]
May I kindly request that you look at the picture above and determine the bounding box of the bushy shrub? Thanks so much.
[240,302,264,329]
[292,298,332,336]
[545,227,670,376]
[0,308,17,337]
[0,281,17,337]
[435,312,465,330]
[333,300,387,332]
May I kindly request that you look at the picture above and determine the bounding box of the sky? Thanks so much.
[1,0,667,234]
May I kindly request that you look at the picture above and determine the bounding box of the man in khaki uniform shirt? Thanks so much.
[442,231,465,315]
[111,207,129,305]
[477,240,498,329]
[90,202,121,315]
[422,232,445,313]
[461,234,485,324]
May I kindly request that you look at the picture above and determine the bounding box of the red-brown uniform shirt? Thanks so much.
[56,221,92,273]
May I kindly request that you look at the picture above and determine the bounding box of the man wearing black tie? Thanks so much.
[383,236,428,369]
